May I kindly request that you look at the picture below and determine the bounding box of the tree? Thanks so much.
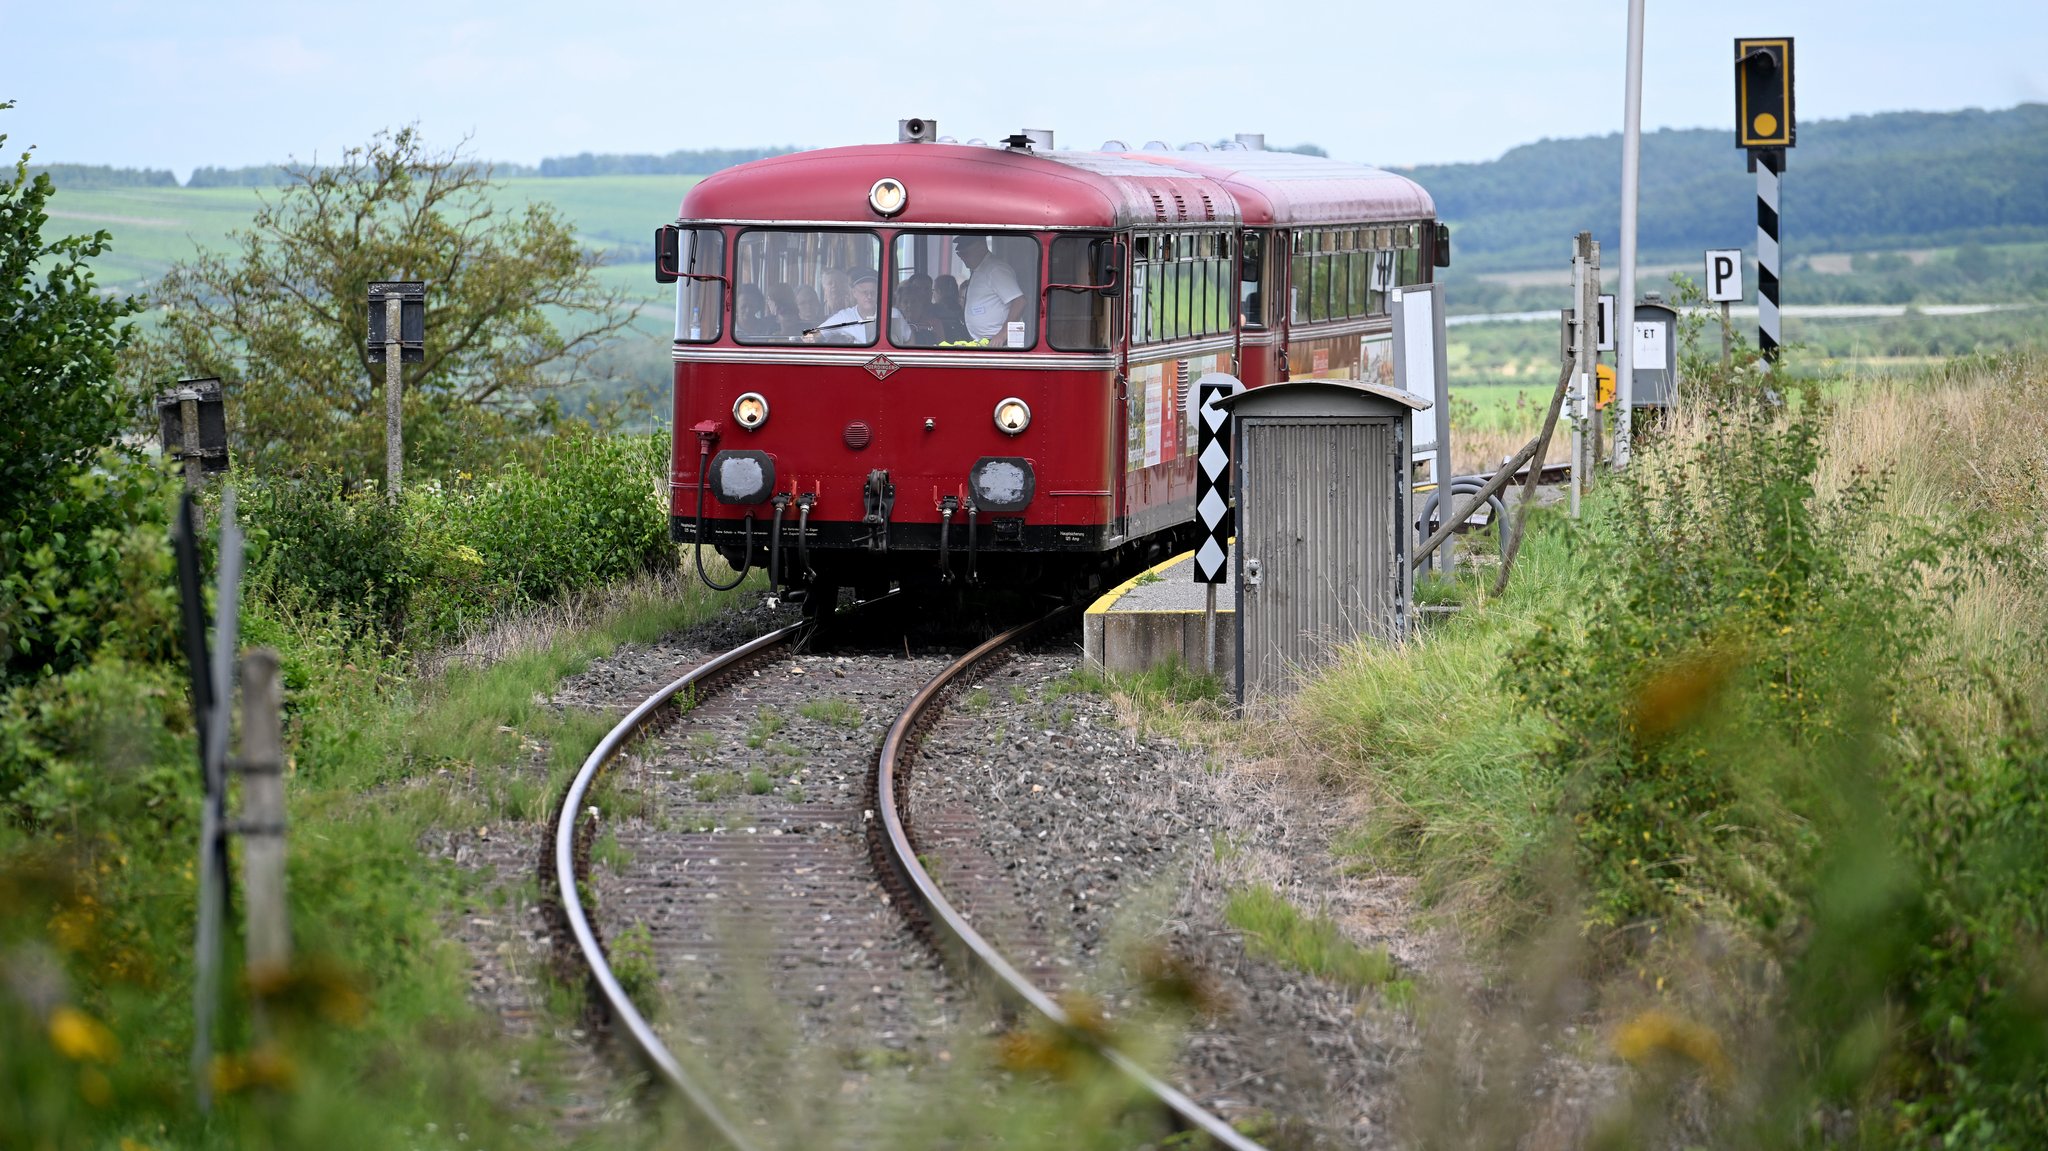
[129,127,637,479]
[0,102,143,532]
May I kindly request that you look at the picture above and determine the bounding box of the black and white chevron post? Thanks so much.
[1755,150,1782,362]
[1193,380,1234,583]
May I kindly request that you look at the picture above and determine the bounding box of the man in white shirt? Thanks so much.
[812,272,890,343]
[952,236,1029,345]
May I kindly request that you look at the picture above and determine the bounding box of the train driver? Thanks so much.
[952,236,1028,346]
[810,272,901,344]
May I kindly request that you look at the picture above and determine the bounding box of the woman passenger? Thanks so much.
[931,276,970,343]
[893,273,940,346]
[820,270,854,321]
[765,283,802,339]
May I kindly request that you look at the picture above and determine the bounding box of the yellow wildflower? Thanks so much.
[48,1006,119,1063]
[1614,1008,1731,1089]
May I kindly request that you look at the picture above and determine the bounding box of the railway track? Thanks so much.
[550,601,1272,1149]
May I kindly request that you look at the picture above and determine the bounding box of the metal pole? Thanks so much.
[1204,583,1217,676]
[1756,151,1782,363]
[237,647,290,1035]
[384,296,403,502]
[1615,0,1645,467]
[1721,300,1733,365]
[1569,234,1598,518]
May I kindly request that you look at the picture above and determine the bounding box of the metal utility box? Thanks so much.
[1220,381,1428,701]
[1629,300,1679,408]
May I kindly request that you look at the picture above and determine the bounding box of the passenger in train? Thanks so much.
[892,272,941,346]
[793,284,824,331]
[953,236,1027,344]
[734,285,773,339]
[931,276,970,343]
[819,269,855,320]
[765,282,803,338]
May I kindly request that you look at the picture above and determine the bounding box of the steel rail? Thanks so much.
[553,622,806,1151]
[871,609,1272,1151]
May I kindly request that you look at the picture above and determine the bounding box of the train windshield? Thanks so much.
[732,229,884,346]
[888,233,1040,350]
[673,228,725,343]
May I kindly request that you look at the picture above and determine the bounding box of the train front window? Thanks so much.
[731,229,883,346]
[673,227,725,344]
[888,233,1041,350]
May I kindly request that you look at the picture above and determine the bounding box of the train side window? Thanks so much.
[1048,234,1113,352]
[1370,249,1396,315]
[1239,230,1266,329]
[674,227,726,343]
[1291,232,1311,325]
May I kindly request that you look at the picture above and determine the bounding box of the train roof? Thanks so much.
[678,143,1432,231]
[1119,149,1437,227]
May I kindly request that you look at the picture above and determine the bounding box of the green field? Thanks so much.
[52,175,699,305]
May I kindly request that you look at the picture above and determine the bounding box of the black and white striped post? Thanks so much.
[1755,151,1782,361]
[1193,374,1239,675]
[1735,37,1794,365]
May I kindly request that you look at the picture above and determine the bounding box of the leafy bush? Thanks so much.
[235,430,673,647]
[240,474,422,638]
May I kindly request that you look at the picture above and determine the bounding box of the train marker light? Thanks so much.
[868,178,908,217]
[993,398,1031,435]
[733,392,769,430]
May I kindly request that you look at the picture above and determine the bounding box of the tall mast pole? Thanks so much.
[1615,0,1645,467]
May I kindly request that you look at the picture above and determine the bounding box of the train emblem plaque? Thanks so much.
[864,354,901,380]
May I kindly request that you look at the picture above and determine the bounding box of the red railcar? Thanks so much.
[657,126,1440,603]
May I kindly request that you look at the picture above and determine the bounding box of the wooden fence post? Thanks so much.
[235,647,290,1022]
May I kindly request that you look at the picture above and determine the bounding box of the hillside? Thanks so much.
[1409,104,2048,270]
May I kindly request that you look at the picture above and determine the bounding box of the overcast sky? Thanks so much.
[4,0,2044,178]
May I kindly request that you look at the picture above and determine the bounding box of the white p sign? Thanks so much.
[1705,248,1744,303]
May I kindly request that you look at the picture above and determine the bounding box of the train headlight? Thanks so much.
[868,177,908,217]
[733,392,769,430]
[993,397,1031,435]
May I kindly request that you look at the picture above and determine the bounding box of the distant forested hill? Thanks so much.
[1407,104,2048,270]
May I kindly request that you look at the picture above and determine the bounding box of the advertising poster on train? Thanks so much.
[1363,336,1395,389]
[1143,374,1164,468]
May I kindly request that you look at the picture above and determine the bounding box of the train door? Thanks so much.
[1111,233,1133,540]
[1273,229,1293,381]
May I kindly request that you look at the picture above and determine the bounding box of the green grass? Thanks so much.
[1292,513,1583,924]
[796,697,861,728]
[1224,885,1394,990]
[0,564,750,1149]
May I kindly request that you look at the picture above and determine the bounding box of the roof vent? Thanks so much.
[966,138,988,147]
[1142,140,1171,152]
[1100,139,1129,151]
[1234,132,1266,151]
[1180,141,1210,151]
[898,117,939,144]
[1170,190,1187,218]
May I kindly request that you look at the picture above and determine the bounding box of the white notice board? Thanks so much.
[1634,321,1668,371]
[1391,284,1450,471]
